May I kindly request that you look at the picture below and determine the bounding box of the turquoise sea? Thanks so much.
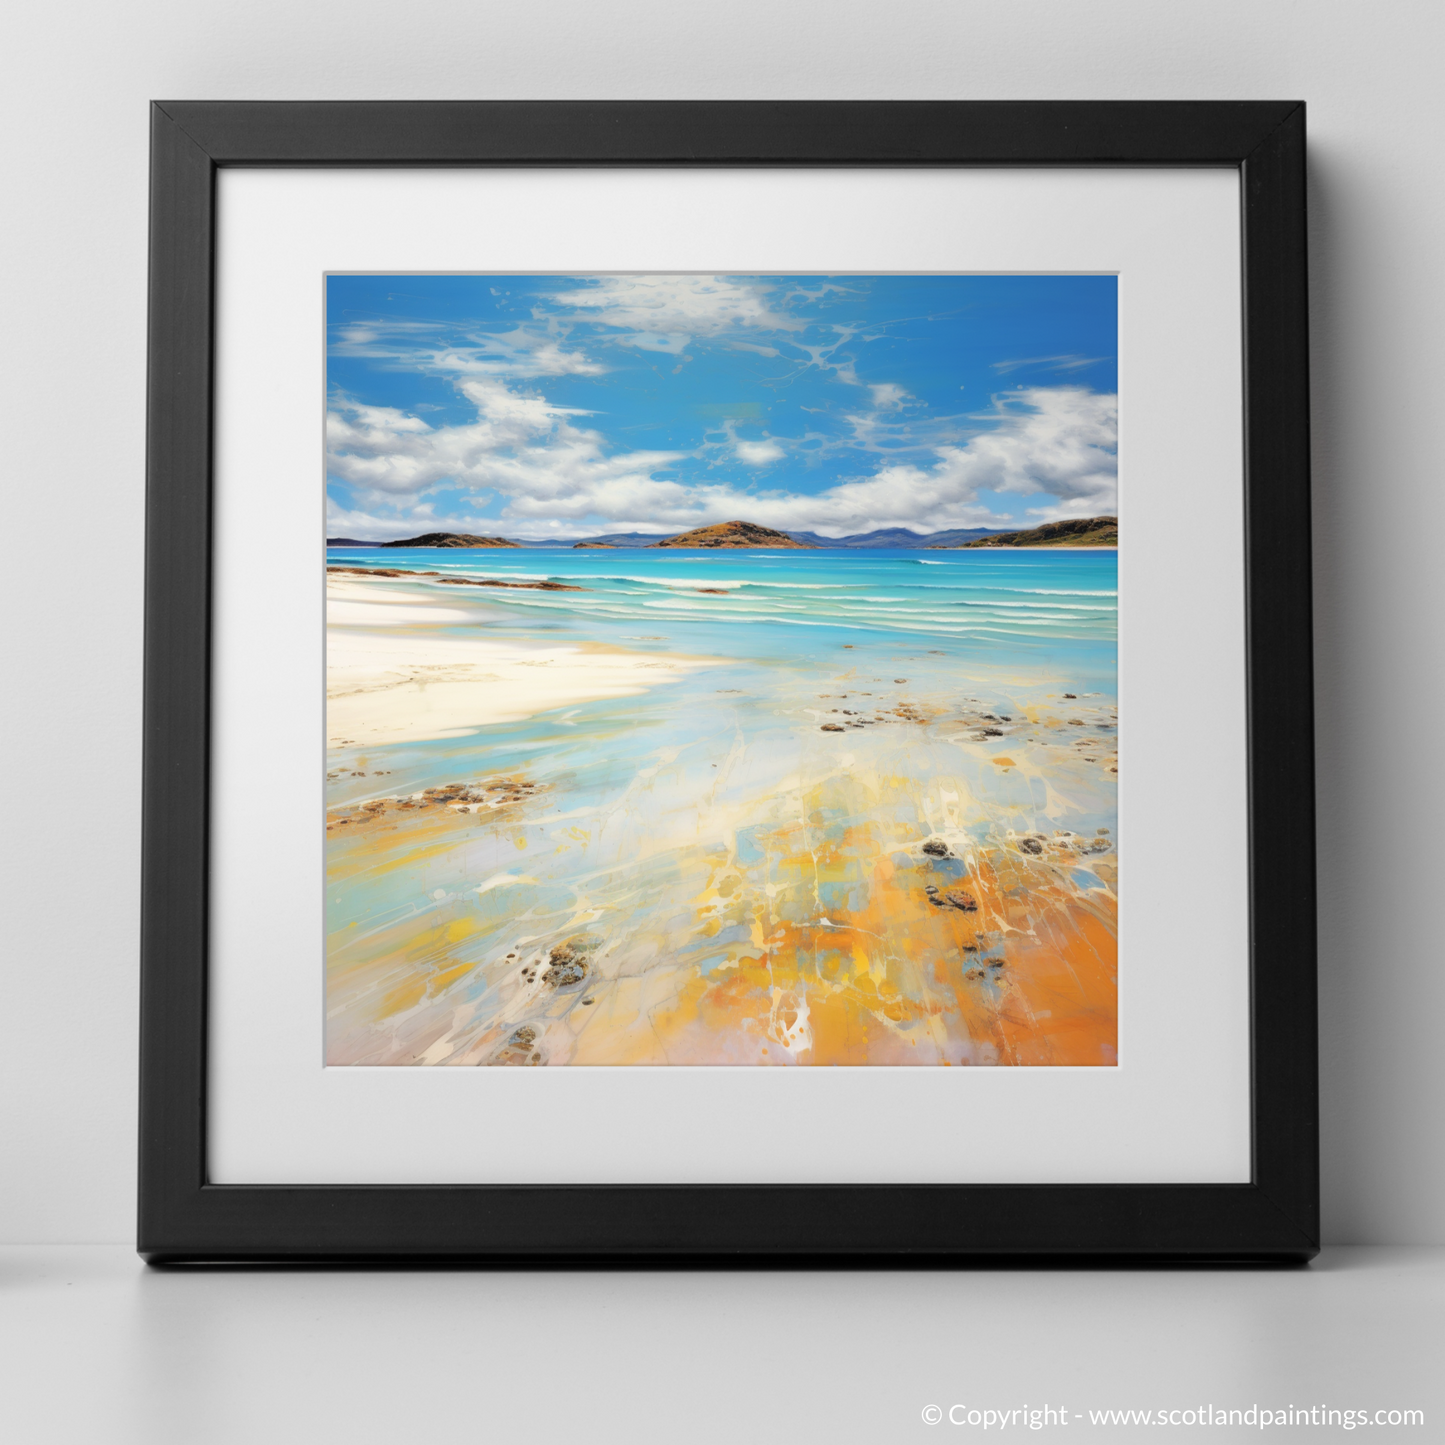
[327,543,1116,667]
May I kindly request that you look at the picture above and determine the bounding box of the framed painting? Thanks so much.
[140,101,1317,1261]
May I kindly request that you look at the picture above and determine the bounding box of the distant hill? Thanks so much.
[325,538,375,546]
[650,521,815,549]
[514,531,664,547]
[379,532,521,549]
[945,516,1118,549]
[786,526,1007,549]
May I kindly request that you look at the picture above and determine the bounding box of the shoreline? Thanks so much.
[327,575,723,747]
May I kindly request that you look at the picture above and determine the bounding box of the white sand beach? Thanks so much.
[327,575,722,746]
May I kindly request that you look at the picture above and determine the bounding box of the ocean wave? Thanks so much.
[944,600,1116,611]
[407,567,557,582]
[963,625,1097,637]
[460,597,1103,642]
[591,574,746,588]
[643,612,846,629]
[914,582,1113,597]
[583,575,834,591]
[641,600,805,615]
[876,595,1113,610]
[835,607,1089,626]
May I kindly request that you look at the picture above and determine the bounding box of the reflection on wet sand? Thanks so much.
[325,607,1117,1067]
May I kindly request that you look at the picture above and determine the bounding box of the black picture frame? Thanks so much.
[141,100,1316,1264]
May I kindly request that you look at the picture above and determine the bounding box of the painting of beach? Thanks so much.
[325,274,1118,1066]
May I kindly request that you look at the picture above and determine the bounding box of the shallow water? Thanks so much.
[325,547,1118,1066]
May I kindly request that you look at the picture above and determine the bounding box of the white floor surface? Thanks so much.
[1,1246,1440,1443]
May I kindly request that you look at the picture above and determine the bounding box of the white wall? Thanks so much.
[2,0,1440,1245]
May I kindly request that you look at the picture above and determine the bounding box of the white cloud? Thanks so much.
[327,402,431,436]
[734,438,785,466]
[868,383,910,410]
[327,377,688,506]
[330,320,606,380]
[548,274,799,338]
[992,354,1110,376]
[742,387,1116,533]
[329,276,876,399]
[327,381,1115,540]
[328,499,433,540]
[613,332,692,355]
[787,324,870,387]
[437,329,606,377]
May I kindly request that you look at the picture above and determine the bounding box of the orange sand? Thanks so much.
[325,767,1116,1068]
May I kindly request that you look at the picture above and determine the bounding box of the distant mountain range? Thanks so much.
[787,526,1006,549]
[326,524,1012,549]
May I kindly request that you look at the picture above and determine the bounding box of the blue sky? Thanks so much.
[325,273,1117,540]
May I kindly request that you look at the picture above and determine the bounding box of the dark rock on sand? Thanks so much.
[328,776,542,831]
[327,564,584,591]
[425,778,542,808]
[437,576,586,592]
[929,888,978,912]
[494,1025,542,1066]
[820,723,846,732]
[546,936,600,988]
[921,839,951,857]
